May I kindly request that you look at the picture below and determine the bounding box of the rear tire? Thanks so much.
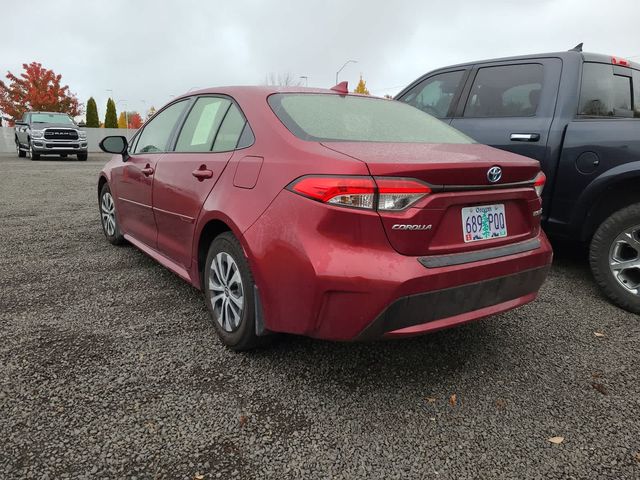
[77,153,88,161]
[16,138,25,158]
[99,184,125,245]
[590,203,640,313]
[203,232,264,351]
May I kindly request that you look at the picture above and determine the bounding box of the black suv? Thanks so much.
[14,111,88,161]
[397,46,640,312]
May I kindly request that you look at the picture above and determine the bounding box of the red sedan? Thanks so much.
[97,84,552,350]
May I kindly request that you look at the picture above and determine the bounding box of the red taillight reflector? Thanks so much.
[288,175,431,211]
[534,171,546,197]
[375,177,431,195]
[289,176,376,209]
[612,56,629,67]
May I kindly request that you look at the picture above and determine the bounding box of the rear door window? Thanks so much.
[175,97,231,152]
[463,64,544,118]
[212,104,249,151]
[399,70,465,118]
[579,62,633,117]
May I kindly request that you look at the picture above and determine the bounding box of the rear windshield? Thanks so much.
[268,93,474,143]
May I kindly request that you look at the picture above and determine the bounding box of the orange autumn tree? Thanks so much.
[128,112,143,129]
[354,75,370,95]
[0,62,82,123]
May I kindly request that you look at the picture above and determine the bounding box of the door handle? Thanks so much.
[192,167,214,180]
[141,165,154,176]
[510,133,540,142]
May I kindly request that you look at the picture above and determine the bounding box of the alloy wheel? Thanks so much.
[101,192,116,236]
[209,252,244,332]
[609,225,640,294]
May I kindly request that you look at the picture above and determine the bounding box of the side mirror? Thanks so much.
[99,135,129,158]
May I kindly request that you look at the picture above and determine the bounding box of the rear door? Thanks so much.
[153,96,253,268]
[549,62,640,231]
[397,69,469,124]
[111,99,189,248]
[450,59,562,210]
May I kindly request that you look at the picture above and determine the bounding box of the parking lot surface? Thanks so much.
[0,153,639,479]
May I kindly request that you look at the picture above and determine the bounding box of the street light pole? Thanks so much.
[299,76,308,87]
[335,60,357,84]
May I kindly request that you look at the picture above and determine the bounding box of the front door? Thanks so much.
[112,99,190,248]
[450,59,562,212]
[153,96,249,268]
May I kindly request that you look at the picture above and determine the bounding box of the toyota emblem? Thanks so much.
[487,166,502,183]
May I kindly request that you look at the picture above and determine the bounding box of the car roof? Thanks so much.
[174,85,380,101]
[428,50,640,71]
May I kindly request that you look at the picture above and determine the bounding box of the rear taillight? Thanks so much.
[533,171,546,197]
[288,175,430,211]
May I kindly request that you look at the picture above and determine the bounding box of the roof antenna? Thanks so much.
[570,43,583,52]
[330,81,349,94]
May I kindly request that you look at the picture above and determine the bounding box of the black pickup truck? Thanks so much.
[397,46,640,312]
[14,111,88,161]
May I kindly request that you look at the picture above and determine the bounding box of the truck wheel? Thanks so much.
[77,153,88,161]
[16,138,26,158]
[590,203,640,313]
[29,142,40,161]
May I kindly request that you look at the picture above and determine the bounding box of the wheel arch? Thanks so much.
[580,173,640,242]
[195,216,238,288]
[97,175,108,199]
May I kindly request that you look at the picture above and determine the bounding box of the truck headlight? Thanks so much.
[78,131,87,139]
[31,129,44,139]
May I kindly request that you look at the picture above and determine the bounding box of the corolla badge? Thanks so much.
[392,224,432,230]
[487,166,502,183]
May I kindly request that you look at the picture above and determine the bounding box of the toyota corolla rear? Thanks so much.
[243,91,552,341]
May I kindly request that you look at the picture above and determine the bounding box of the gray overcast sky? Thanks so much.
[1,0,638,119]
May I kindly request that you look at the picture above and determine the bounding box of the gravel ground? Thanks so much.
[0,153,639,479]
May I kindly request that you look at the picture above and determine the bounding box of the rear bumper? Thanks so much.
[356,265,549,340]
[243,191,554,341]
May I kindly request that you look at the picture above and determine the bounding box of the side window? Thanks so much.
[400,71,465,118]
[175,97,231,152]
[579,63,633,118]
[133,100,188,154]
[634,70,640,118]
[463,64,544,118]
[212,104,249,151]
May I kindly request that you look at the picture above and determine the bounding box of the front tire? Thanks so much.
[29,142,40,161]
[99,184,125,245]
[203,232,263,351]
[590,203,640,313]
[77,153,88,161]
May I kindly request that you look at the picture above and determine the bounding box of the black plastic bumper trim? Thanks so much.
[356,265,550,341]
[418,238,541,268]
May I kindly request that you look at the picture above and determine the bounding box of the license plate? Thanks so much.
[462,204,507,243]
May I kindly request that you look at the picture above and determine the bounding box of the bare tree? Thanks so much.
[264,72,302,87]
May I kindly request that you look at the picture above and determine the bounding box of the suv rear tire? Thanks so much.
[590,203,640,313]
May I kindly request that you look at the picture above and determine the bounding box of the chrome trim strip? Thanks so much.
[118,197,152,209]
[418,238,541,268]
[152,206,195,223]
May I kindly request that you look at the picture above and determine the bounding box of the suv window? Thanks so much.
[133,100,188,154]
[464,64,544,118]
[579,62,634,118]
[175,97,231,152]
[399,71,465,118]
